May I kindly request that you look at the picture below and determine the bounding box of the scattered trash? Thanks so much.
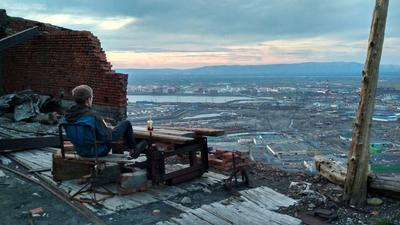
[289,181,327,206]
[303,160,317,175]
[370,210,380,216]
[308,203,316,208]
[152,209,161,216]
[32,193,41,197]
[29,207,44,217]
[289,181,311,193]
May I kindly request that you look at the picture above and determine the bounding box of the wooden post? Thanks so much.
[0,52,3,96]
[343,0,389,206]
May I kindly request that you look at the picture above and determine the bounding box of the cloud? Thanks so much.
[1,0,399,68]
[98,17,135,30]
[106,36,364,68]
[0,1,135,31]
[26,13,136,31]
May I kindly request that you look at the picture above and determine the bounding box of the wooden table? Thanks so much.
[132,126,223,185]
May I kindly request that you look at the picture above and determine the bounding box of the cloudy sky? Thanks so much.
[1,0,399,68]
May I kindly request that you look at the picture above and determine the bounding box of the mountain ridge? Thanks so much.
[117,62,400,83]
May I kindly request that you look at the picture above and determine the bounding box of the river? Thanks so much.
[127,95,253,103]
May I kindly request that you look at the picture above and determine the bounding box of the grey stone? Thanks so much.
[367,197,383,206]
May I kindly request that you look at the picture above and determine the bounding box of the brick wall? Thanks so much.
[1,14,128,120]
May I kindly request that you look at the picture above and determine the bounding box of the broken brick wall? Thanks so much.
[1,13,128,120]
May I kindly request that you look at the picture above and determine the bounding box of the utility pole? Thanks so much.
[343,0,389,206]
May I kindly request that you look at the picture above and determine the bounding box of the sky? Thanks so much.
[1,0,399,69]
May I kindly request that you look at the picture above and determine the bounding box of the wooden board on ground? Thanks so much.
[159,186,301,225]
[11,150,53,169]
[315,156,400,195]
[59,152,138,163]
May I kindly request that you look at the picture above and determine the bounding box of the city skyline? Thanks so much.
[1,0,399,68]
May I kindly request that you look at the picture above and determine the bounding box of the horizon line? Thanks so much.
[114,61,400,70]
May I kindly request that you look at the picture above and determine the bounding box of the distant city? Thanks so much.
[119,63,400,174]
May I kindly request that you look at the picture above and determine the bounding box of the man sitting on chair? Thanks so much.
[65,85,146,158]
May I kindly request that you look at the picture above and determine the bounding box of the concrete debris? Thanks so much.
[289,181,312,192]
[0,157,12,166]
[119,170,147,189]
[202,187,212,193]
[180,196,192,205]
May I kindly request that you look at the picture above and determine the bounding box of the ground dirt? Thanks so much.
[244,163,400,225]
[0,164,91,225]
[1,157,399,225]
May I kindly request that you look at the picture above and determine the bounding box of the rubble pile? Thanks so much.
[0,90,63,124]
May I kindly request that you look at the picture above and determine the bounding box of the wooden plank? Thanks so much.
[0,26,39,51]
[189,208,232,225]
[159,186,300,225]
[133,126,196,137]
[164,164,203,180]
[239,186,297,210]
[0,136,60,151]
[124,191,159,205]
[133,130,194,144]
[316,156,400,195]
[163,200,191,212]
[28,167,51,173]
[171,213,212,225]
[237,200,301,225]
[12,150,53,169]
[102,195,142,212]
[159,127,225,137]
[61,153,137,163]
[156,221,179,225]
[202,203,257,225]
[298,212,331,225]
[229,201,277,225]
[204,171,228,181]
